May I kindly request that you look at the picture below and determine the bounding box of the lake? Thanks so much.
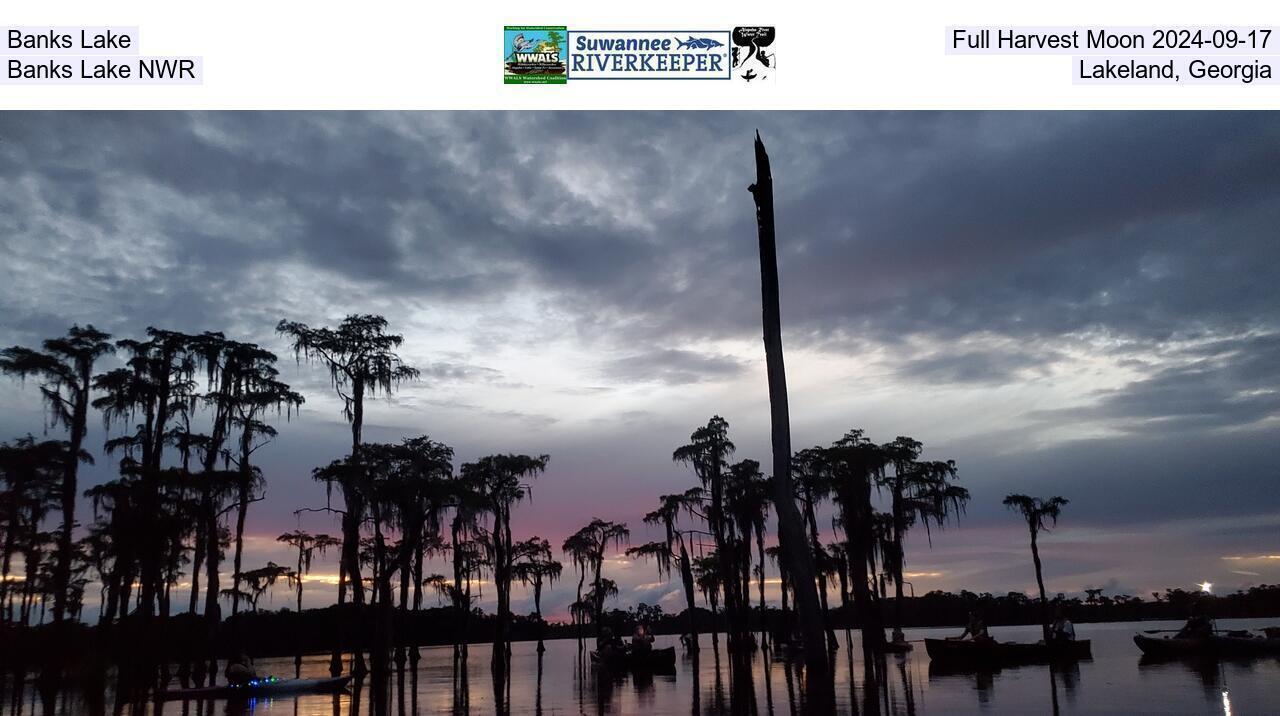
[10,619,1280,714]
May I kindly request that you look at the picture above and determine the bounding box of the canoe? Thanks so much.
[1134,634,1280,659]
[157,676,351,701]
[925,638,1091,665]
[590,646,677,671]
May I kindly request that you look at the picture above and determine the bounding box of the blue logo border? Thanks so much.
[565,30,733,80]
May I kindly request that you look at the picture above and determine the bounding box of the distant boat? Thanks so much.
[1134,633,1280,659]
[157,676,351,701]
[924,638,1091,665]
[590,646,677,672]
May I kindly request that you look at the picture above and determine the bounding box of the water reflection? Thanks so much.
[8,621,1280,714]
[533,651,542,716]
[1136,652,1248,713]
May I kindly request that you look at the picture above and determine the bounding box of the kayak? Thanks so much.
[157,675,351,701]
[1133,634,1210,658]
[590,646,677,671]
[1134,634,1280,659]
[925,638,1091,665]
[1215,635,1280,656]
[881,640,914,654]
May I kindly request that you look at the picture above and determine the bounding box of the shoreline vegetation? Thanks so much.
[5,584,1280,666]
[1,135,1270,713]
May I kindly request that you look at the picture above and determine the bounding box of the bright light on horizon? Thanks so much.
[1199,581,1213,594]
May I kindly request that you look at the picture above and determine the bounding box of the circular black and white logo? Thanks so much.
[732,26,775,82]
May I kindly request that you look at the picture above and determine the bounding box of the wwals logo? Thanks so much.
[504,26,567,84]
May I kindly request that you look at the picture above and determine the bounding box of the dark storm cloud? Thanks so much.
[897,347,1060,385]
[1031,332,1280,433]
[4,112,1277,352]
[601,348,747,385]
[421,361,507,384]
[774,113,1280,343]
[949,425,1280,525]
[3,110,1278,442]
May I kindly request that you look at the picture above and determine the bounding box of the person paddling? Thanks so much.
[1050,605,1076,642]
[949,610,992,642]
[631,623,655,654]
[1176,602,1215,639]
[224,653,259,686]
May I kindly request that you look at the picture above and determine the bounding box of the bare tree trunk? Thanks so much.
[1,520,17,625]
[492,505,511,676]
[836,558,853,649]
[756,527,769,650]
[534,580,546,652]
[410,541,424,664]
[891,508,906,641]
[779,558,790,624]
[231,480,249,616]
[1031,528,1050,641]
[803,500,838,650]
[451,518,465,654]
[749,131,833,701]
[574,571,585,652]
[369,506,393,681]
[51,364,90,624]
[189,518,204,615]
[679,541,700,651]
[344,378,367,678]
[202,489,222,683]
[395,540,411,665]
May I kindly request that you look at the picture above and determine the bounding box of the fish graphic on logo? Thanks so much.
[676,36,726,50]
[509,33,541,57]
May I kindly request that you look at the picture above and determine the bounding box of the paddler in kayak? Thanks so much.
[224,653,259,686]
[631,623,655,654]
[1050,605,1076,642]
[597,626,626,658]
[948,610,993,643]
[1175,602,1215,639]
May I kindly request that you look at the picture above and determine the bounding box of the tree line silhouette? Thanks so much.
[3,133,1275,715]
[0,316,1098,685]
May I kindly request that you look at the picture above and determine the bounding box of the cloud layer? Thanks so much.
[1,112,1278,617]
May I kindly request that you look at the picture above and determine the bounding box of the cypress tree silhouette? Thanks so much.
[1,325,113,625]
[277,314,418,675]
[1004,493,1069,641]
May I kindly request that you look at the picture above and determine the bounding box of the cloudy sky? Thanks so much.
[1,112,1278,620]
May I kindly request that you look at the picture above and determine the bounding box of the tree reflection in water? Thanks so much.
[17,630,1280,715]
[534,650,543,716]
[688,648,700,716]
[451,647,468,715]
[895,655,917,716]
[1138,654,1238,711]
[760,649,775,716]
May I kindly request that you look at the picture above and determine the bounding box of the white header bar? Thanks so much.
[1,0,1277,108]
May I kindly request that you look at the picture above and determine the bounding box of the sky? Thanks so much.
[0,111,1278,621]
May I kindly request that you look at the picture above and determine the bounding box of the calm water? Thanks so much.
[8,619,1280,714]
